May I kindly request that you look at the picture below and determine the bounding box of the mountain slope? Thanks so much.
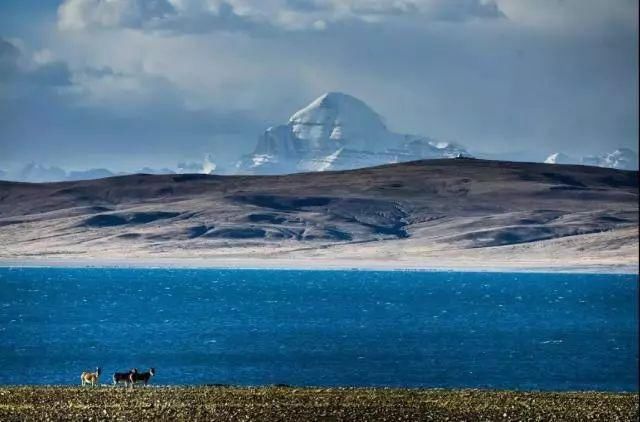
[0,158,637,269]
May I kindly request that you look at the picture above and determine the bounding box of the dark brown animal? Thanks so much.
[129,368,155,386]
[112,368,137,386]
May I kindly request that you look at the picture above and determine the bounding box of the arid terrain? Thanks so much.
[0,386,637,421]
[0,159,637,270]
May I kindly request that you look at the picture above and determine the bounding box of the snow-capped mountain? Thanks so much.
[177,154,217,175]
[0,153,227,182]
[582,148,638,170]
[288,92,391,153]
[544,152,578,165]
[14,163,67,183]
[3,164,118,182]
[2,162,199,182]
[237,92,470,174]
[544,148,638,170]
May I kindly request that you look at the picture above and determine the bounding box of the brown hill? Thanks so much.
[0,159,637,270]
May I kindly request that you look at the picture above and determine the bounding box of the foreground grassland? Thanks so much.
[0,386,637,421]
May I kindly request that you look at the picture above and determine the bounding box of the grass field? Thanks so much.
[0,386,637,421]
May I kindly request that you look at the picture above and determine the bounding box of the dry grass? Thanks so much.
[0,386,637,421]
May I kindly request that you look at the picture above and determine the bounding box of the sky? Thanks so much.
[0,0,638,172]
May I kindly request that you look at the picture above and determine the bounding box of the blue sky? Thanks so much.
[0,0,638,171]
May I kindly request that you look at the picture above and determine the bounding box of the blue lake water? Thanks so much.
[0,267,637,391]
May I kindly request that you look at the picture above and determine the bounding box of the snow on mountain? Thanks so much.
[177,154,217,174]
[394,138,471,160]
[15,163,67,182]
[544,152,579,165]
[2,163,115,182]
[237,92,471,174]
[581,148,638,170]
[545,149,638,170]
[4,163,179,182]
[13,154,219,182]
[288,92,391,153]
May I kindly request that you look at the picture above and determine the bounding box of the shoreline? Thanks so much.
[0,257,637,274]
[1,384,637,393]
[1,386,637,421]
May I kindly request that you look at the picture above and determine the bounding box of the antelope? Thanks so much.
[80,367,102,386]
[113,368,137,386]
[129,368,155,386]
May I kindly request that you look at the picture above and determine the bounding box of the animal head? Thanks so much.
[131,368,138,373]
[149,368,156,376]
[96,367,102,376]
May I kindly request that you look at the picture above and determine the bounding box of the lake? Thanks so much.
[0,267,637,391]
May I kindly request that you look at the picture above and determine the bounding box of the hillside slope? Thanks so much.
[0,159,637,269]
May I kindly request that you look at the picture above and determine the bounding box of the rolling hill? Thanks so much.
[0,158,637,270]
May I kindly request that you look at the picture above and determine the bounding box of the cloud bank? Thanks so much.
[57,0,504,32]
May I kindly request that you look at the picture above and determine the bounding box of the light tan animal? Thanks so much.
[81,367,101,386]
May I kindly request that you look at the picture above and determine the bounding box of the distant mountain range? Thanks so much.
[0,162,212,183]
[544,148,638,171]
[1,92,637,182]
[0,163,174,183]
[0,154,220,183]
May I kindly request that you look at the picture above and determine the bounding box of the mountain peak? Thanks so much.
[317,91,361,102]
[287,92,389,152]
[292,92,376,116]
[544,152,576,165]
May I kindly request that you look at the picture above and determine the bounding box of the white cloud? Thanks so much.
[58,0,176,31]
[48,28,319,117]
[32,49,56,66]
[495,0,638,31]
[57,0,503,32]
